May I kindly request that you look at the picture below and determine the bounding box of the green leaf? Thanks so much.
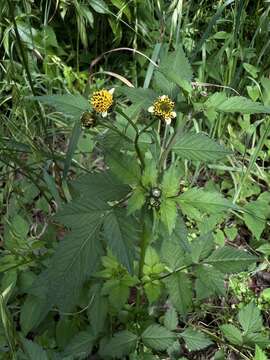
[220,324,243,345]
[21,338,48,360]
[238,302,262,335]
[141,324,176,351]
[102,330,138,357]
[164,306,178,331]
[35,94,90,117]
[87,284,108,336]
[206,246,257,273]
[71,170,129,202]
[173,133,231,161]
[104,209,140,273]
[63,118,82,180]
[177,188,232,218]
[181,328,213,351]
[46,199,107,310]
[142,159,158,188]
[254,345,268,360]
[63,331,95,357]
[195,265,225,299]
[159,46,193,91]
[127,187,145,214]
[216,96,270,114]
[161,240,185,271]
[106,151,141,185]
[121,87,157,114]
[190,233,215,263]
[243,201,267,240]
[164,273,192,315]
[161,165,180,197]
[160,199,178,235]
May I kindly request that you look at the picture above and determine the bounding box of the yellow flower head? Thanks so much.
[148,95,176,124]
[91,88,114,117]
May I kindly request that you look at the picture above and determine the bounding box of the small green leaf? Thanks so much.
[142,324,176,351]
[181,328,213,351]
[160,199,177,234]
[216,96,270,114]
[128,187,145,214]
[243,201,267,240]
[206,246,257,273]
[238,302,262,335]
[63,331,95,357]
[161,165,180,197]
[220,324,243,345]
[173,133,231,161]
[161,240,185,271]
[195,265,225,298]
[254,345,268,360]
[21,338,48,360]
[190,233,215,263]
[164,273,192,316]
[164,306,178,331]
[102,330,138,357]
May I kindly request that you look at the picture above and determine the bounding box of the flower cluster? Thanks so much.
[91,88,114,117]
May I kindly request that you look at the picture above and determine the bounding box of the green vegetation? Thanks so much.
[1,1,270,359]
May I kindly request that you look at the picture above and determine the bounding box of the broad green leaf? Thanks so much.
[142,324,176,351]
[238,302,262,335]
[190,233,215,263]
[254,345,268,360]
[47,200,107,310]
[106,151,141,185]
[195,265,225,299]
[164,306,178,331]
[164,272,192,315]
[56,318,78,349]
[121,87,157,113]
[21,338,48,360]
[243,201,267,240]
[142,159,158,188]
[161,165,180,197]
[71,170,129,202]
[127,187,145,214]
[245,333,269,349]
[161,240,185,270]
[160,199,177,234]
[63,331,95,357]
[104,209,140,272]
[144,280,162,304]
[206,246,257,273]
[63,118,82,180]
[89,0,109,13]
[173,133,231,161]
[35,94,90,117]
[216,96,270,114]
[102,330,138,357]
[178,188,232,218]
[87,284,108,336]
[220,324,243,345]
[159,46,193,91]
[181,328,213,351]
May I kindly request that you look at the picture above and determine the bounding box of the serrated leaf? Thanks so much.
[127,187,145,214]
[238,302,262,335]
[254,345,268,360]
[181,328,213,351]
[164,273,192,315]
[220,324,243,345]
[173,133,231,161]
[161,165,180,197]
[21,338,48,360]
[243,201,267,241]
[164,306,178,331]
[104,209,140,272]
[160,199,178,235]
[120,87,157,115]
[159,46,193,91]
[190,233,215,263]
[102,330,137,357]
[63,331,95,357]
[195,265,225,299]
[206,246,257,273]
[177,188,232,218]
[142,324,176,351]
[87,284,108,336]
[216,96,270,114]
[106,151,141,185]
[35,94,90,117]
[161,240,185,270]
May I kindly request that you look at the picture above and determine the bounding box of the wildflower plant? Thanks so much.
[29,45,270,359]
